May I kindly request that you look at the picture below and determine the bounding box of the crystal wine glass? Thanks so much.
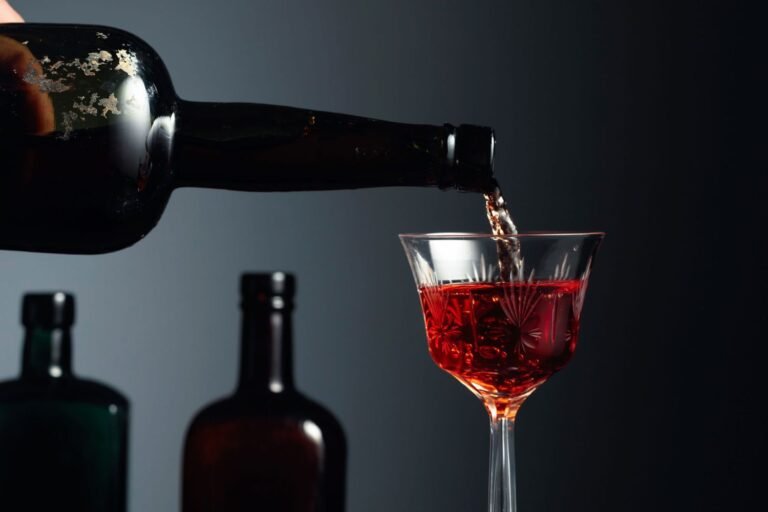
[400,232,603,512]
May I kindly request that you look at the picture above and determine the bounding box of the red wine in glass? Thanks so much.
[419,280,584,414]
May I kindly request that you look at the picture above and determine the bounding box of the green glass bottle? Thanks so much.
[0,292,129,511]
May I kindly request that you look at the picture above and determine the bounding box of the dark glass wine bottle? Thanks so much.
[0,292,129,511]
[183,273,346,512]
[0,23,496,254]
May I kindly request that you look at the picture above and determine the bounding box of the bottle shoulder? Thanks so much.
[293,393,346,434]
[0,376,128,408]
[188,390,343,434]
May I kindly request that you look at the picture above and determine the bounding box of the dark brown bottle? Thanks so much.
[182,273,346,512]
[0,23,495,254]
[0,292,129,511]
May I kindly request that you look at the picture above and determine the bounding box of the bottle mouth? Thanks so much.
[22,292,75,328]
[240,272,296,310]
[443,124,496,192]
[241,272,295,296]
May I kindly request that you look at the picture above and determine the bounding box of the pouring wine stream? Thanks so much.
[484,181,523,281]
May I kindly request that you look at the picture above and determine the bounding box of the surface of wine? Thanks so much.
[419,280,583,408]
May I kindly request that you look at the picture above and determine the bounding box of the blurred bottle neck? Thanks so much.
[237,298,295,394]
[21,327,73,380]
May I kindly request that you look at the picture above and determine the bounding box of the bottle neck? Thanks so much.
[21,326,73,380]
[173,100,495,193]
[237,299,294,394]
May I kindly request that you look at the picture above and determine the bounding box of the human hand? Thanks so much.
[0,0,23,23]
[0,2,55,135]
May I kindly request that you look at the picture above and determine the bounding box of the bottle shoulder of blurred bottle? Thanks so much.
[0,375,128,406]
[183,389,346,512]
[0,375,129,512]
[187,388,344,443]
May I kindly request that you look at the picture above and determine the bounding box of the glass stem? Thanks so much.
[488,415,517,512]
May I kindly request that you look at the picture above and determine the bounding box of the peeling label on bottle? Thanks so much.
[72,93,100,116]
[59,111,79,140]
[114,49,138,77]
[22,65,71,93]
[98,93,121,118]
[79,50,113,76]
[20,44,144,140]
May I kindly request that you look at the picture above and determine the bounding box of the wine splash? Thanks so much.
[484,181,522,279]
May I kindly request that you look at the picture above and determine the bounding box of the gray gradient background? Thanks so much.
[0,1,757,511]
